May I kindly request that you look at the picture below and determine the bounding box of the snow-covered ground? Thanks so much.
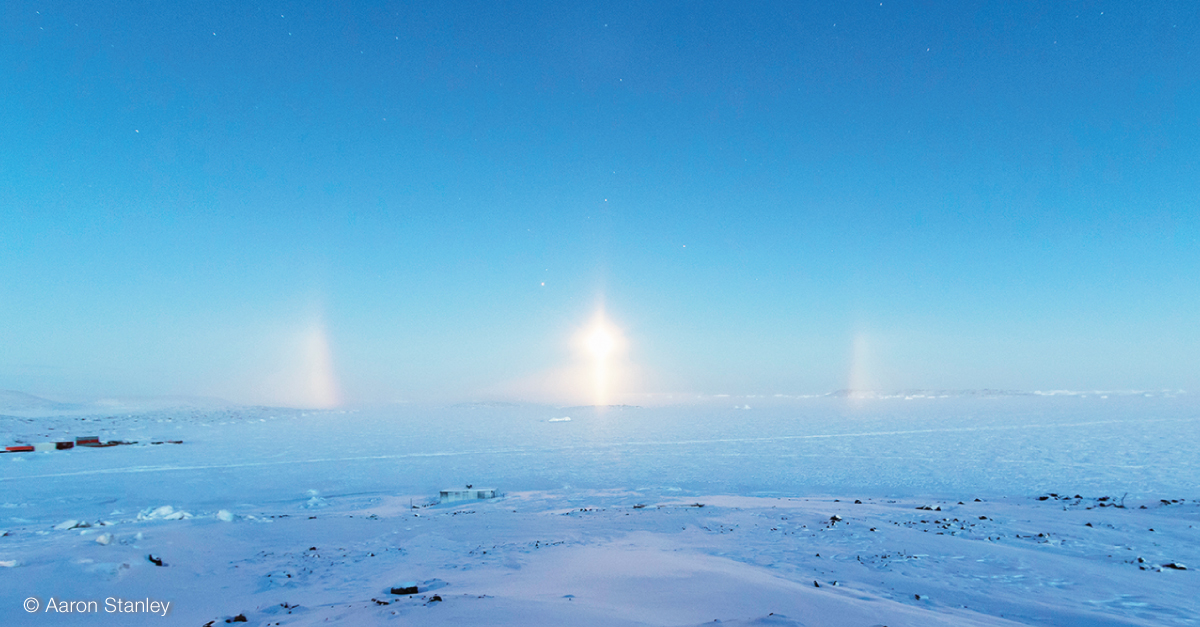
[1,394,1196,625]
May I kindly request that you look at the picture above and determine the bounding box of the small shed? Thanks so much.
[439,488,497,503]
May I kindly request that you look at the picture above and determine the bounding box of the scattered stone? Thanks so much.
[915,594,922,600]
[391,584,419,595]
[830,515,842,522]
[1162,563,1187,570]
[813,581,820,588]
[147,554,165,567]
[428,595,442,603]
[854,500,862,504]
[227,614,247,623]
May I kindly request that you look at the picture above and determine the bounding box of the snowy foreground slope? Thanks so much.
[1,395,1197,625]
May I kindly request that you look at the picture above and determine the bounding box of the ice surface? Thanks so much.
[4,395,1194,504]
[0,394,1196,625]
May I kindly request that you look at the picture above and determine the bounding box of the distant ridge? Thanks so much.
[823,389,1184,399]
[452,401,526,409]
[826,389,1031,399]
[558,404,643,411]
[0,390,242,418]
[0,390,85,413]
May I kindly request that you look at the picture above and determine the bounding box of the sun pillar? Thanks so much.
[578,311,623,407]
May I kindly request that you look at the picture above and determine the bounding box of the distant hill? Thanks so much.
[0,390,86,414]
[0,390,238,418]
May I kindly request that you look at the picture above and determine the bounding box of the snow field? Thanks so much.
[1,395,1197,624]
[1,490,1196,625]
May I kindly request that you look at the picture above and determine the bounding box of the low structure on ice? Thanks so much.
[440,487,497,503]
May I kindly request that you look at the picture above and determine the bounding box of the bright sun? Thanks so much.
[586,327,615,360]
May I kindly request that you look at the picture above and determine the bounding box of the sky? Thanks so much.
[1,1,1198,407]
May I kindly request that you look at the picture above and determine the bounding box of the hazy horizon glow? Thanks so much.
[2,2,1198,406]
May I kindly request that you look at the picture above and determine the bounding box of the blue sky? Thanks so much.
[2,2,1197,406]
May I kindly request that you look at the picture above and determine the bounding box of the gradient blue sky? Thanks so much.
[2,2,1198,406]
